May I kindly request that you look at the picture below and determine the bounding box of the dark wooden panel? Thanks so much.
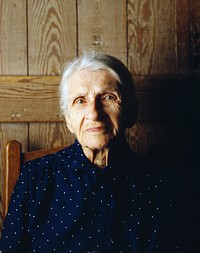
[176,0,190,74]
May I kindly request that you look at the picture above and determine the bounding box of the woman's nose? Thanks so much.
[86,99,103,121]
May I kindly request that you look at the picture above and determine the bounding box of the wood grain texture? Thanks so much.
[27,0,77,188]
[28,0,77,75]
[29,122,75,150]
[127,122,170,155]
[126,122,176,171]
[78,0,127,64]
[188,0,200,74]
[0,75,185,124]
[176,0,190,74]
[134,76,174,123]
[128,0,176,75]
[176,0,200,74]
[0,0,27,74]
[0,76,61,122]
[0,0,28,232]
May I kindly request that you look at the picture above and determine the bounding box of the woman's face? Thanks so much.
[65,69,123,151]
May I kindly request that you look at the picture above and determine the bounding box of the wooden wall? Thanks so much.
[0,0,199,244]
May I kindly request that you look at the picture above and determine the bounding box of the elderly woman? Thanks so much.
[0,52,178,253]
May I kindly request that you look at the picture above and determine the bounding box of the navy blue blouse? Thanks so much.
[0,140,179,253]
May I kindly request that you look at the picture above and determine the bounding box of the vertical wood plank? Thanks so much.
[189,0,200,74]
[78,0,127,64]
[0,0,27,74]
[0,0,28,232]
[128,0,176,75]
[28,0,77,75]
[176,0,190,74]
[29,122,75,150]
[127,122,172,156]
[175,0,200,74]
[28,0,77,150]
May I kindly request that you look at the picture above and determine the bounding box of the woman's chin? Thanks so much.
[82,135,113,151]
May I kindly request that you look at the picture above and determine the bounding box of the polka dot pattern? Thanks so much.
[0,140,179,252]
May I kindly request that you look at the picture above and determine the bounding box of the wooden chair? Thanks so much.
[3,140,64,219]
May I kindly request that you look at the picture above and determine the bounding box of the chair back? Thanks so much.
[3,140,64,219]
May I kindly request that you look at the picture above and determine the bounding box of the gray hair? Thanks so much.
[59,51,137,128]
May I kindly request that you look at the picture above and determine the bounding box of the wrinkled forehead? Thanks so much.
[69,68,118,82]
[67,69,120,93]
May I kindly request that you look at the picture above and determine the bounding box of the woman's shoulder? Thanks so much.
[20,142,77,176]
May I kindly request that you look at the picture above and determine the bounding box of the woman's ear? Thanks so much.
[64,114,74,134]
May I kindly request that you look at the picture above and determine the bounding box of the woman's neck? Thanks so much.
[82,146,110,169]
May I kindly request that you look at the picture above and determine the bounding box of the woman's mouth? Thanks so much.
[86,126,109,133]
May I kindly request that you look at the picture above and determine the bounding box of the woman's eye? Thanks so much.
[74,98,86,104]
[103,94,116,100]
